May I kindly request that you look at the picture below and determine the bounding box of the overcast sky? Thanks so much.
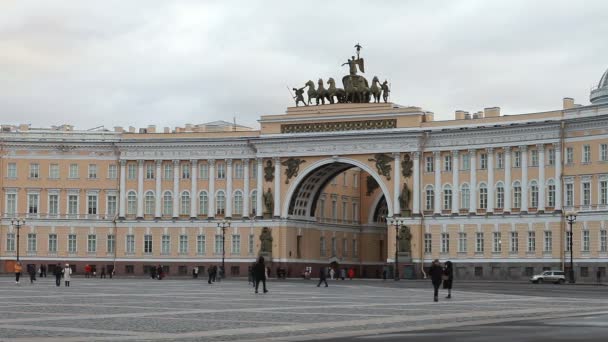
[1,0,607,130]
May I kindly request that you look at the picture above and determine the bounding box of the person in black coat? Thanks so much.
[429,259,443,302]
[253,256,268,294]
[443,260,454,299]
[317,266,328,287]
[53,264,62,287]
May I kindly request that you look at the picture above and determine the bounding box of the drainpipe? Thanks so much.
[112,142,121,275]
[419,131,430,278]
[559,120,566,272]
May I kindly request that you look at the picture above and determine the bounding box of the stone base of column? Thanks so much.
[190,216,198,220]
[255,215,264,220]
[468,212,476,216]
[273,216,281,219]
[207,216,215,221]
[537,210,545,214]
[136,216,143,220]
[450,212,459,216]
[553,209,563,214]
[520,211,528,215]
[486,212,494,216]
[503,211,511,215]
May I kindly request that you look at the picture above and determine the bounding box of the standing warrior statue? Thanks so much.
[381,80,390,103]
[292,87,308,107]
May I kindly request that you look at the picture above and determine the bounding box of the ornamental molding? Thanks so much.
[120,147,256,160]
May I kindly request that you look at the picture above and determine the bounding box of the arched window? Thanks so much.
[496,182,504,209]
[425,185,434,211]
[443,185,452,210]
[127,191,137,215]
[199,191,208,215]
[251,190,257,216]
[530,181,539,208]
[144,191,155,215]
[479,183,488,209]
[216,191,225,215]
[547,179,556,207]
[233,191,243,216]
[460,184,470,210]
[513,181,522,209]
[180,191,190,216]
[162,191,173,216]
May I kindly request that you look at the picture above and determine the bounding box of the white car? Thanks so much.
[530,270,566,284]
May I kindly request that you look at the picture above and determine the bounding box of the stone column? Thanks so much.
[226,159,233,218]
[190,160,198,218]
[273,157,281,218]
[451,150,459,215]
[520,146,528,213]
[487,148,494,214]
[554,142,562,211]
[119,160,126,218]
[172,160,179,218]
[504,147,512,213]
[208,159,215,219]
[393,152,401,215]
[243,159,250,217]
[256,158,263,218]
[137,160,144,218]
[469,150,477,214]
[155,160,162,218]
[538,144,545,213]
[412,152,420,215]
[433,151,441,214]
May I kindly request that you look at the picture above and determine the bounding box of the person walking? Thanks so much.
[253,256,268,294]
[42,264,47,278]
[53,263,62,286]
[208,265,214,284]
[429,259,443,302]
[348,267,355,280]
[443,260,454,299]
[100,266,106,279]
[329,267,335,280]
[317,265,328,287]
[597,269,602,284]
[14,262,22,284]
[340,268,346,280]
[63,263,72,287]
[28,264,36,284]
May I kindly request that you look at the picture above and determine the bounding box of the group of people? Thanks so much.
[83,264,108,278]
[428,259,454,302]
[207,265,223,284]
[150,265,166,280]
[13,262,114,287]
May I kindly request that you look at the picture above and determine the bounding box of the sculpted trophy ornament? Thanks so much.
[282,158,306,184]
[368,153,394,180]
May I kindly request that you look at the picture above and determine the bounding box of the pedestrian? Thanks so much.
[348,267,355,280]
[253,256,268,294]
[382,266,387,280]
[38,265,42,278]
[157,265,164,280]
[194,266,199,279]
[14,262,22,284]
[42,264,47,277]
[28,264,36,284]
[110,267,115,279]
[54,263,62,286]
[100,266,106,279]
[63,263,72,287]
[212,265,218,282]
[597,269,602,284]
[443,260,454,299]
[329,267,335,280]
[317,265,328,287]
[340,268,346,280]
[429,259,443,302]
[208,265,214,284]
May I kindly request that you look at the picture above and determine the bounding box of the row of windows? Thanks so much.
[424,230,608,254]
[5,193,116,216]
[4,233,256,255]
[329,172,360,188]
[317,198,360,223]
[319,237,359,258]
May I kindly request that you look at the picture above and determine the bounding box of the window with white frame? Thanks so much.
[443,155,452,171]
[353,238,359,257]
[425,185,434,211]
[480,153,487,169]
[49,234,57,253]
[582,182,591,206]
[180,191,190,216]
[68,234,77,253]
[161,235,170,254]
[6,193,17,216]
[343,173,348,186]
[320,236,326,256]
[424,233,432,253]
[6,233,15,252]
[565,183,574,207]
[88,164,97,179]
[331,199,337,221]
[107,195,117,217]
[87,234,96,253]
[443,185,452,210]
[425,156,434,172]
[234,162,244,179]
[108,164,118,179]
[107,234,115,253]
[68,194,78,215]
[566,147,574,165]
[514,151,521,168]
[162,191,173,216]
[28,193,39,214]
[601,144,608,162]
[127,191,137,215]
[49,164,59,179]
[510,231,518,253]
[496,152,504,169]
[600,229,607,253]
[479,183,488,209]
[342,201,348,222]
[87,194,98,215]
[216,191,225,215]
[216,162,225,179]
[493,232,502,253]
[7,163,17,178]
[565,230,572,252]
[197,235,206,255]
[530,181,539,208]
[544,231,552,252]
[145,163,154,179]
[163,163,173,180]
[126,235,135,254]
[248,234,254,254]
[199,191,208,215]
[181,163,190,179]
[476,232,484,253]
[144,234,152,254]
[144,191,155,215]
[234,191,243,216]
[548,149,555,166]
[179,235,188,254]
[531,150,538,167]
[199,163,208,179]
[600,180,608,205]
[352,202,359,223]
[251,191,257,216]
[29,163,40,179]
[496,183,504,209]
[69,164,79,178]
[583,145,591,163]
[232,234,240,254]
[441,233,449,253]
[353,173,359,188]
[527,231,536,252]
[460,184,470,209]
[458,232,467,252]
[547,180,556,207]
[27,233,37,252]
[582,230,590,252]
[127,163,136,180]
[461,154,470,170]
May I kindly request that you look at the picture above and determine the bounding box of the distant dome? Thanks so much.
[590,67,608,105]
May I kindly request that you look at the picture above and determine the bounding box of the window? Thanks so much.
[28,193,39,214]
[68,195,78,215]
[88,164,97,179]
[510,232,518,253]
[476,232,484,253]
[342,201,348,222]
[566,147,574,165]
[234,162,244,179]
[144,191,155,215]
[496,153,504,169]
[162,235,171,254]
[582,230,590,252]
[342,238,348,256]
[87,234,97,253]
[232,234,240,254]
[493,232,502,253]
[6,193,17,216]
[443,155,452,171]
[69,164,79,178]
[249,234,254,254]
[217,162,225,179]
[320,236,326,256]
[331,199,337,221]
[107,234,115,253]
[458,232,467,252]
[126,235,135,254]
[163,192,173,216]
[216,191,225,215]
[331,237,337,256]
[234,191,243,216]
[441,233,449,253]
[479,183,488,209]
[49,234,57,253]
[480,153,487,169]
[107,195,117,217]
[29,163,40,179]
[343,173,348,186]
[531,150,538,167]
[600,181,608,205]
[108,164,117,179]
[527,231,536,252]
[6,233,15,252]
[127,191,137,215]
[547,180,556,207]
[199,163,209,179]
[548,149,555,166]
[199,191,208,215]
[424,233,432,253]
[319,199,325,219]
[164,163,173,180]
[68,234,77,253]
[27,233,37,252]
[460,184,470,210]
[514,151,521,168]
[179,235,188,254]
[197,235,206,255]
[144,234,153,254]
[496,183,504,209]
[145,163,154,179]
[181,163,190,179]
[7,163,17,178]
[353,174,359,188]
[127,163,136,180]
[180,191,190,216]
[87,194,98,215]
[443,185,452,210]
[600,230,607,253]
[601,144,608,161]
[544,231,552,252]
[352,202,359,223]
[583,145,591,163]
[49,164,59,179]
[215,234,224,254]
[425,156,434,172]
[565,183,574,207]
[251,190,257,216]
[425,185,434,211]
[530,181,539,208]
[582,182,591,206]
[461,154,470,170]
[353,239,359,257]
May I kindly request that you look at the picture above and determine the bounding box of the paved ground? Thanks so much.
[0,277,607,341]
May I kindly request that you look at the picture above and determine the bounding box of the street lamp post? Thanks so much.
[392,217,404,281]
[566,212,577,283]
[217,219,231,279]
[11,218,25,262]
